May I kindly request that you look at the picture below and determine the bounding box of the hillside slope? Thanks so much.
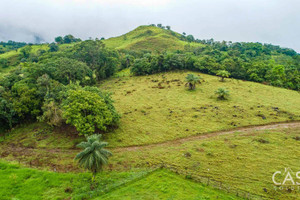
[104,25,203,51]
[100,70,300,147]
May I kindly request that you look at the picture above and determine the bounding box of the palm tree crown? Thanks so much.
[215,88,230,100]
[185,74,201,90]
[75,134,112,179]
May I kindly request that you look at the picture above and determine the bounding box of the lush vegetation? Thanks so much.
[1,25,300,200]
[0,40,120,133]
[130,45,299,90]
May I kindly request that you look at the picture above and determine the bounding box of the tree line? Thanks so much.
[130,44,299,90]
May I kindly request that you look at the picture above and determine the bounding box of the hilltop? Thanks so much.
[104,25,203,51]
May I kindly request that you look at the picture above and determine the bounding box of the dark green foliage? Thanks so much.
[130,43,300,90]
[54,35,81,44]
[20,45,32,59]
[71,40,119,80]
[120,54,134,70]
[0,58,8,68]
[186,35,195,43]
[37,57,93,85]
[55,36,63,44]
[48,43,59,52]
[0,40,119,130]
[0,92,17,129]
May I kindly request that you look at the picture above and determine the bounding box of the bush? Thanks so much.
[62,87,119,135]
[215,88,230,100]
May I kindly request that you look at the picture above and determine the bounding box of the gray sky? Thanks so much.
[0,0,299,52]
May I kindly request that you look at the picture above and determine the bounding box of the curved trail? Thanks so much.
[111,121,300,152]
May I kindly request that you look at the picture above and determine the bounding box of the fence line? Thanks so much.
[158,163,265,200]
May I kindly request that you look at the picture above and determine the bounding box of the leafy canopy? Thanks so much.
[62,87,119,135]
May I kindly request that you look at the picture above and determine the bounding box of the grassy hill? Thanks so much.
[104,25,203,51]
[100,70,300,147]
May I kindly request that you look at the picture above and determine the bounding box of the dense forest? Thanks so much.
[0,26,299,132]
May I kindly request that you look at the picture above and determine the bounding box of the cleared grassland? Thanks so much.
[99,70,300,147]
[1,123,299,199]
[109,126,300,200]
[98,169,239,200]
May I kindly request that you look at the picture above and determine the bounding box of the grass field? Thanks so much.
[110,126,300,199]
[99,70,300,147]
[0,161,237,200]
[1,123,299,199]
[98,169,239,200]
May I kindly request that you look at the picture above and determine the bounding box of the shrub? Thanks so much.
[215,88,230,100]
[62,87,119,135]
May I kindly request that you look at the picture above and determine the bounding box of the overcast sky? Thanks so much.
[0,0,299,52]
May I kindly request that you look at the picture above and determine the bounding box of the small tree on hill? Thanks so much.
[185,74,201,90]
[75,134,112,182]
[55,36,63,44]
[215,88,230,100]
[216,70,230,82]
[186,35,195,42]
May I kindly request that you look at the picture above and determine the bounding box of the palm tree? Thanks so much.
[216,70,230,82]
[185,74,201,90]
[75,134,112,182]
[215,88,230,100]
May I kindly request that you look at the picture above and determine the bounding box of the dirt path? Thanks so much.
[111,121,300,152]
[0,121,299,172]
